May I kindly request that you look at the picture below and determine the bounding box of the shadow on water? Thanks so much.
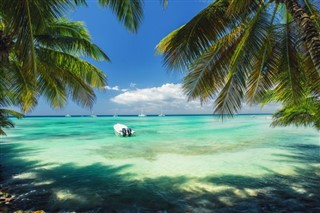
[0,142,319,212]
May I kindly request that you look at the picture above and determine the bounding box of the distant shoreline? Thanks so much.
[11,113,273,118]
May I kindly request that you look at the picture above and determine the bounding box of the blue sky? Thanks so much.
[31,1,280,116]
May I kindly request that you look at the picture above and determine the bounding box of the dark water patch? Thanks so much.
[274,144,320,164]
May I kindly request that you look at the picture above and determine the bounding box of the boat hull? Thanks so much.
[113,123,135,137]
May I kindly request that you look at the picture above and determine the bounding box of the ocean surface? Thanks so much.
[1,115,319,212]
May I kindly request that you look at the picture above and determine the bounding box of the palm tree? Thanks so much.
[0,0,144,70]
[0,0,146,134]
[0,18,109,134]
[157,0,319,129]
[1,18,109,110]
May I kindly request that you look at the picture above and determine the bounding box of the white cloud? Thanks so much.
[111,83,212,114]
[110,83,281,115]
[104,86,119,91]
[104,85,127,92]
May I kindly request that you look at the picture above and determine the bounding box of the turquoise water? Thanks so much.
[1,115,319,212]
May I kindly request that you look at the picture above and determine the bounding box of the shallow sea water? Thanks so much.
[1,115,319,212]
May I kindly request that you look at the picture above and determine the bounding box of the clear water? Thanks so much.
[1,115,319,212]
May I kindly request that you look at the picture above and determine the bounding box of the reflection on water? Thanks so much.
[0,115,319,212]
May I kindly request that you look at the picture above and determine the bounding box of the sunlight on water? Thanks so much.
[1,115,319,212]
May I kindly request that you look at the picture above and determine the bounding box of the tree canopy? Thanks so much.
[157,0,320,129]
[0,0,145,135]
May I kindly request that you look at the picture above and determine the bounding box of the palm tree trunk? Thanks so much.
[283,0,320,74]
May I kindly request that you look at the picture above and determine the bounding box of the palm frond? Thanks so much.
[246,4,280,103]
[0,108,23,136]
[156,26,183,55]
[36,19,110,61]
[183,26,243,102]
[214,6,271,116]
[302,52,320,96]
[271,97,320,130]
[158,0,238,71]
[37,48,106,87]
[303,0,320,31]
[73,0,87,6]
[226,0,259,17]
[273,16,306,104]
[0,0,76,74]
[37,62,68,108]
[0,108,24,118]
[98,0,144,33]
[7,58,38,112]
[36,47,106,108]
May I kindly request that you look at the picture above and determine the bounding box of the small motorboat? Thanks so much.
[113,123,135,137]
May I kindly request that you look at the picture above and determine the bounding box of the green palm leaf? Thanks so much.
[0,0,77,74]
[98,0,144,33]
[214,6,271,116]
[183,26,243,102]
[36,19,110,61]
[246,5,280,103]
[303,0,320,30]
[158,0,239,71]
[271,97,320,130]
[158,0,319,129]
[7,59,38,112]
[0,108,23,136]
[274,16,305,104]
[226,0,258,17]
[36,47,105,108]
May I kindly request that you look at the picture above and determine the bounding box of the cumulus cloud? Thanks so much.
[110,83,281,114]
[111,83,211,114]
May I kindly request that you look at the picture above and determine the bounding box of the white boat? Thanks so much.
[113,123,135,137]
[90,110,96,117]
[65,114,71,117]
[158,108,165,117]
[138,109,146,117]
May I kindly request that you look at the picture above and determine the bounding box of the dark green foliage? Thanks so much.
[157,0,320,128]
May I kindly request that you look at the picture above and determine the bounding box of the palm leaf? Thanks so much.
[273,13,306,104]
[183,26,243,102]
[271,97,320,130]
[36,47,106,108]
[303,0,320,31]
[302,52,320,96]
[0,0,76,74]
[158,0,239,71]
[37,62,68,108]
[246,5,280,103]
[98,0,144,33]
[226,0,258,17]
[7,58,38,112]
[36,19,110,61]
[214,6,271,116]
[0,108,23,136]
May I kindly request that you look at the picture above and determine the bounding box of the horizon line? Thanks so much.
[16,113,273,118]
